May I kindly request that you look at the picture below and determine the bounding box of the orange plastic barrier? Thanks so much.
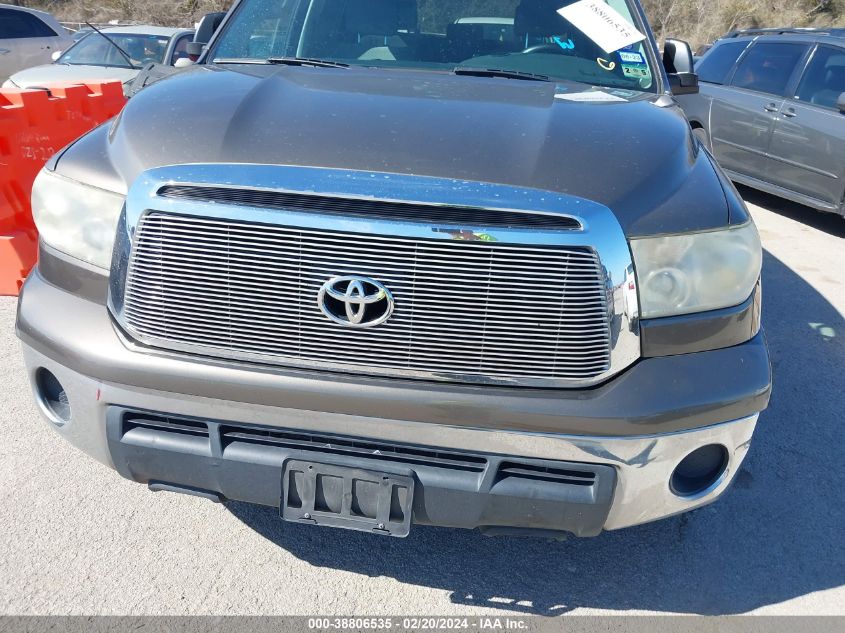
[0,81,126,295]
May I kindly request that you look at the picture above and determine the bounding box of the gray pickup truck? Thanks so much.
[18,0,771,539]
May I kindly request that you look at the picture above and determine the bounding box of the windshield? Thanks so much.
[211,0,657,91]
[58,32,170,68]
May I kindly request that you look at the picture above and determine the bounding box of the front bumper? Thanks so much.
[17,267,770,535]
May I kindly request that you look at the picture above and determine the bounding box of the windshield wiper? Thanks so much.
[84,21,138,69]
[453,67,550,82]
[266,57,349,68]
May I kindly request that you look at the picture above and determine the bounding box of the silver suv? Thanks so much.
[17,0,771,539]
[0,4,72,82]
[679,28,845,216]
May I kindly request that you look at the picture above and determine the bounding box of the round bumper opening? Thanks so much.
[670,444,729,497]
[34,368,71,426]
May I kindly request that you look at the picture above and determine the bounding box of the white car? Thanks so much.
[3,25,194,91]
[0,4,73,82]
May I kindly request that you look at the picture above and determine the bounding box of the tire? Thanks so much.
[692,126,711,151]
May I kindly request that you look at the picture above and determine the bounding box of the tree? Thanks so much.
[15,0,845,44]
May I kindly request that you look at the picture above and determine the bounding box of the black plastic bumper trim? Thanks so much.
[107,408,617,537]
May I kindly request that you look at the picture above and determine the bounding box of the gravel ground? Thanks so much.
[0,189,842,616]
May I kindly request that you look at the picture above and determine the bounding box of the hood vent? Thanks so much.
[157,185,582,230]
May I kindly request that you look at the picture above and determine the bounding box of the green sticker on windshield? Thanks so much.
[622,64,650,79]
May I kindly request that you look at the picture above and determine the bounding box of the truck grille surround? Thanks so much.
[111,165,640,388]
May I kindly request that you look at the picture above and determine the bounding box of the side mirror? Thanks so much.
[186,41,205,60]
[838,92,845,114]
[51,50,62,62]
[663,38,699,96]
[189,11,227,61]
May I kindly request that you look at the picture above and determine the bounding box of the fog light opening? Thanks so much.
[35,368,71,426]
[670,444,729,498]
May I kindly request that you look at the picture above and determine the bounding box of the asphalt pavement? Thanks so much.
[0,188,842,616]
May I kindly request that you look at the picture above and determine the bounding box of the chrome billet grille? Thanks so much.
[122,213,612,384]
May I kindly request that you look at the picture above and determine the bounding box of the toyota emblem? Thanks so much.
[318,275,394,327]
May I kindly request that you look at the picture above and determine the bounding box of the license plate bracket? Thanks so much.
[281,460,414,537]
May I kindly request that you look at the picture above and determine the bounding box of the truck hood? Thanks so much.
[61,64,734,237]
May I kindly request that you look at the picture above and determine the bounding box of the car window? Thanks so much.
[0,8,58,39]
[795,46,845,110]
[696,41,748,85]
[730,41,808,96]
[170,34,193,64]
[212,0,659,93]
[59,33,170,68]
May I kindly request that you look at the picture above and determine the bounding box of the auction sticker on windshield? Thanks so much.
[558,0,646,53]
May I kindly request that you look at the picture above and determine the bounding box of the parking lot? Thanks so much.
[0,188,842,617]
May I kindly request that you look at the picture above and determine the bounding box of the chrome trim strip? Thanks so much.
[109,164,640,388]
[764,150,839,180]
[155,184,584,229]
[723,168,841,213]
[713,137,771,160]
[715,138,838,180]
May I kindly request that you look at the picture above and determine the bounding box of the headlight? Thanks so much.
[31,169,125,269]
[630,222,762,319]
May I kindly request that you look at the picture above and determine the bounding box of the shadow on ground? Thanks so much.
[229,214,844,615]
[736,185,845,238]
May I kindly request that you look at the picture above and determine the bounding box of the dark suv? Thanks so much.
[679,28,845,216]
[18,0,770,539]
